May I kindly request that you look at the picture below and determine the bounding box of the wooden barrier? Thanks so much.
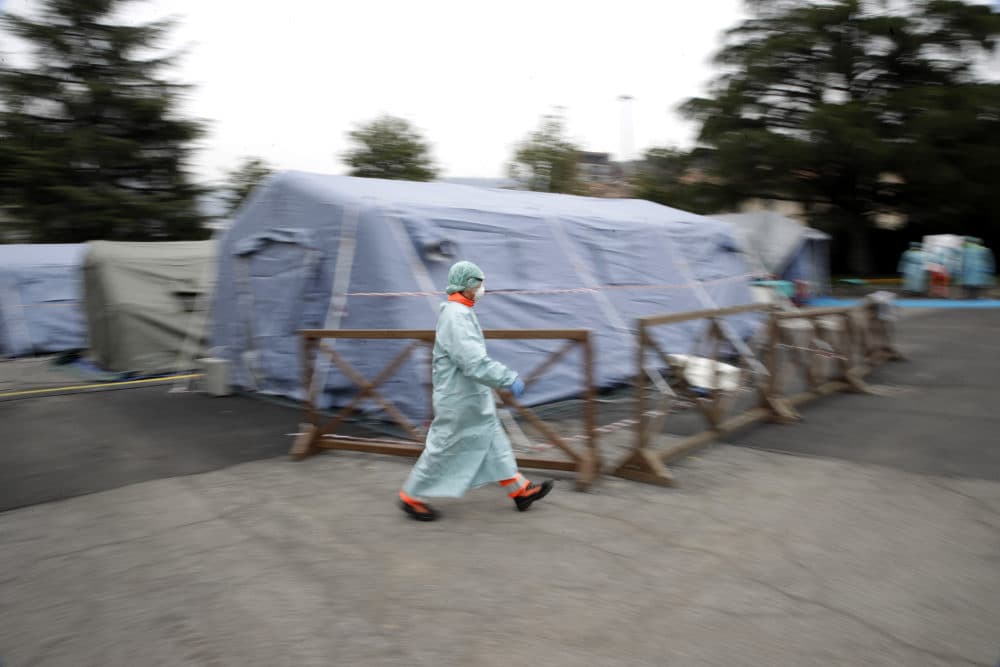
[772,295,903,412]
[613,295,902,486]
[291,328,600,490]
[612,303,780,486]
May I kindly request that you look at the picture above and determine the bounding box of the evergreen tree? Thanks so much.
[220,157,273,215]
[676,0,1000,273]
[508,113,581,194]
[343,115,438,182]
[0,0,208,242]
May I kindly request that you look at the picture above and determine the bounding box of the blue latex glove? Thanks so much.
[509,377,526,399]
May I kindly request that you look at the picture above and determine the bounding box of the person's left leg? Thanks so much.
[498,472,554,512]
[399,489,440,521]
[398,446,450,521]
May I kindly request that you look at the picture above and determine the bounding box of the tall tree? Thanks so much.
[0,0,208,243]
[508,113,581,194]
[678,0,1000,273]
[342,115,437,181]
[633,147,729,214]
[220,156,273,215]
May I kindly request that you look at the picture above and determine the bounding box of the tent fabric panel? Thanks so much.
[82,241,216,373]
[0,244,86,356]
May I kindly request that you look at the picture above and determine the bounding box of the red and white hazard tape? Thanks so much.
[346,273,757,298]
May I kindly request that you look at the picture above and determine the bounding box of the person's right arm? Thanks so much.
[438,308,518,390]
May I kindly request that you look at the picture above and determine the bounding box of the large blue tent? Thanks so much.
[209,172,758,419]
[0,244,86,357]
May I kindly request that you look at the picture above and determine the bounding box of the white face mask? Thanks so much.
[474,283,486,301]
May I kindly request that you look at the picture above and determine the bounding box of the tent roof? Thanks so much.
[262,171,727,229]
[84,240,215,265]
[0,243,85,269]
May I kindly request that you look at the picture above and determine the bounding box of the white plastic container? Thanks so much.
[200,357,231,396]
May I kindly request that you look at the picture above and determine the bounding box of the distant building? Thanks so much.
[578,152,618,184]
[577,152,636,198]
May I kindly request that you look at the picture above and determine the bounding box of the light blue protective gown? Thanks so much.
[898,248,928,294]
[942,246,963,278]
[961,244,996,288]
[402,300,519,498]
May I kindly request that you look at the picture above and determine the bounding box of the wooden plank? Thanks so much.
[484,329,589,341]
[514,456,578,473]
[613,465,676,487]
[323,346,424,441]
[290,425,321,461]
[522,340,578,387]
[656,407,773,465]
[313,341,422,439]
[709,316,724,386]
[295,328,596,488]
[320,439,424,457]
[787,380,849,407]
[706,318,724,427]
[301,328,589,342]
[576,448,600,491]
[302,329,435,341]
[658,430,720,464]
[581,335,600,483]
[641,302,768,328]
[644,334,681,378]
[773,306,859,320]
[844,368,872,393]
[710,390,731,428]
[301,335,318,425]
[717,407,772,433]
[499,392,582,463]
[319,438,578,472]
[644,395,673,441]
[612,449,675,486]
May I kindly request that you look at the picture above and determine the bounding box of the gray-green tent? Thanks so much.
[82,241,216,374]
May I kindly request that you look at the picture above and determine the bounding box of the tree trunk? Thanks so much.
[847,223,874,276]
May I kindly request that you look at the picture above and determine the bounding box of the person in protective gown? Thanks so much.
[398,261,554,521]
[897,242,928,295]
[927,245,953,298]
[960,237,996,300]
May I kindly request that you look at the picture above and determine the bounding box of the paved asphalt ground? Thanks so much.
[1,308,998,666]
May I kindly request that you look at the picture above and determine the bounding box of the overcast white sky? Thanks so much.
[3,0,997,184]
[4,0,749,183]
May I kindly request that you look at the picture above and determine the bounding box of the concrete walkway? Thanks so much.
[2,448,998,667]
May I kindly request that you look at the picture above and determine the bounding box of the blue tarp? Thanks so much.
[210,172,758,420]
[0,244,86,357]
